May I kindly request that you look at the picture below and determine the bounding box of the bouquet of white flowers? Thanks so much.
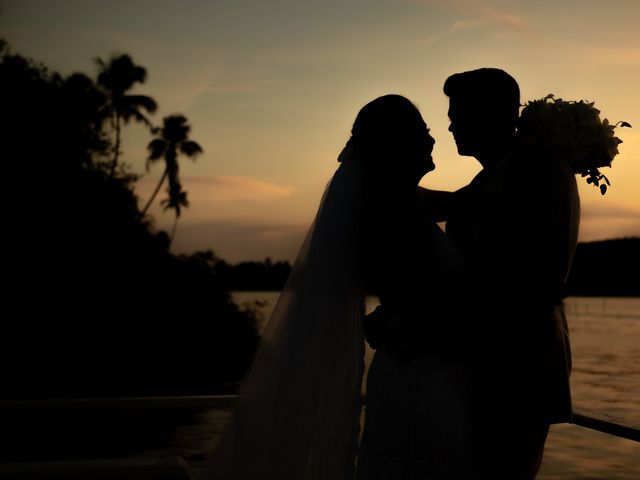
[517,94,631,194]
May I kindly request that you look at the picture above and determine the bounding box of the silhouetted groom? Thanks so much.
[444,68,580,479]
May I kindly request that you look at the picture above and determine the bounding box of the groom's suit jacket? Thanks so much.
[446,149,580,424]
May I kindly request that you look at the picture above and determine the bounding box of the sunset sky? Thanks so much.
[3,0,639,261]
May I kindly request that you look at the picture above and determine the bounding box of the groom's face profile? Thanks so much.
[447,96,483,157]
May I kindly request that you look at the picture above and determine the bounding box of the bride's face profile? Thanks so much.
[351,95,435,192]
[413,123,436,179]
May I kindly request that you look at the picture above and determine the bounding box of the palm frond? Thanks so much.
[94,57,107,71]
[165,115,188,127]
[125,94,157,114]
[95,54,148,95]
[162,115,190,143]
[147,138,167,163]
[122,107,153,127]
[180,140,203,158]
[131,64,147,84]
[161,190,189,217]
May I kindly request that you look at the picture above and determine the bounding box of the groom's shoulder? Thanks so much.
[508,150,571,190]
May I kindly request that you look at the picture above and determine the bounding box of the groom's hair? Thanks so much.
[444,68,520,128]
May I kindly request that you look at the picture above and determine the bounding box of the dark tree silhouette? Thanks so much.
[142,115,203,242]
[214,257,293,291]
[2,42,259,401]
[567,238,640,296]
[95,54,157,177]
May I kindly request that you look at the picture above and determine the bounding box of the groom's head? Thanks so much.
[444,68,520,165]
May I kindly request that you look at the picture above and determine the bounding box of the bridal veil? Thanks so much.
[204,156,366,479]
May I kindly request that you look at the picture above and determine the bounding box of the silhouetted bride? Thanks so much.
[204,95,473,479]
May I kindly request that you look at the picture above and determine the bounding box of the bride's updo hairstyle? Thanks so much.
[339,94,431,189]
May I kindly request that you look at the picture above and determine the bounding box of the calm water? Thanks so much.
[172,294,640,478]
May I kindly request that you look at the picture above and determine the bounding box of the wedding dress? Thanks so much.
[204,158,367,479]
[356,203,474,479]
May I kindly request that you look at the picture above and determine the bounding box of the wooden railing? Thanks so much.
[572,407,640,443]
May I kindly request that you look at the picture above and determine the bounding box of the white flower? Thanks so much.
[517,94,631,195]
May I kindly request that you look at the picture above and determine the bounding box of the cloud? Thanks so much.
[549,39,640,68]
[146,64,268,113]
[119,62,267,119]
[136,174,301,229]
[451,6,528,32]
[409,0,529,33]
[137,175,295,204]
[203,176,295,201]
[410,0,529,47]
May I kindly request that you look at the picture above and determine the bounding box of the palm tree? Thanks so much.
[161,182,190,242]
[95,54,157,177]
[142,115,203,242]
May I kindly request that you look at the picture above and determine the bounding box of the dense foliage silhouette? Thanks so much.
[215,257,292,291]
[1,41,259,399]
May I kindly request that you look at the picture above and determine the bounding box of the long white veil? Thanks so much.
[204,157,366,479]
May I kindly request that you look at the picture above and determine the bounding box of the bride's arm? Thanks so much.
[416,186,457,222]
[370,191,445,354]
